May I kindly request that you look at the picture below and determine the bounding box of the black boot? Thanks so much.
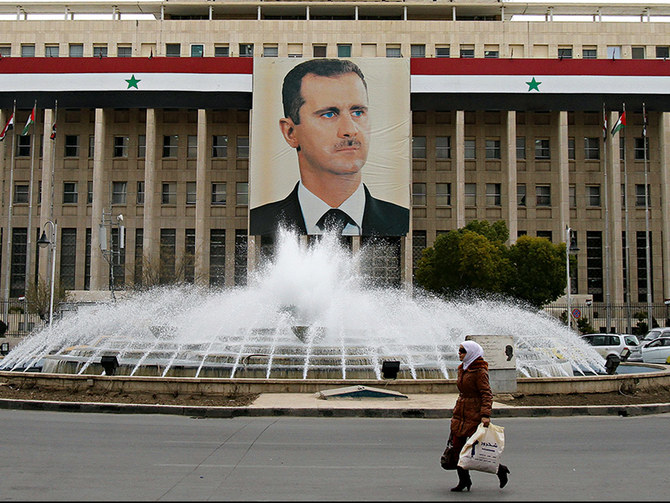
[451,467,472,492]
[497,464,510,488]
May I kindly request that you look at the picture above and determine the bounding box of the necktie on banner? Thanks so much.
[316,208,355,234]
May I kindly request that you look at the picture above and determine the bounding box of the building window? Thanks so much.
[210,229,226,287]
[163,135,178,158]
[288,44,302,58]
[60,228,77,290]
[537,230,553,242]
[113,136,129,158]
[620,135,625,161]
[117,45,132,57]
[87,181,93,204]
[485,139,501,160]
[412,183,426,206]
[0,45,10,57]
[583,48,597,59]
[460,46,474,58]
[411,45,425,58]
[386,45,402,58]
[45,44,59,57]
[587,185,601,207]
[412,230,427,278]
[21,44,35,57]
[138,135,146,158]
[586,231,604,302]
[184,228,195,284]
[136,181,144,204]
[486,183,501,206]
[412,136,426,159]
[517,184,526,207]
[465,183,477,206]
[313,45,326,57]
[637,231,653,302]
[569,185,576,208]
[237,182,248,206]
[436,136,451,159]
[337,44,352,57]
[568,137,576,160]
[435,46,450,58]
[112,181,127,205]
[656,46,670,59]
[535,138,550,159]
[16,136,31,157]
[635,184,651,207]
[85,228,91,290]
[237,136,249,159]
[93,45,107,58]
[159,229,176,284]
[69,43,83,57]
[212,135,228,158]
[536,185,551,207]
[88,135,95,158]
[186,181,196,205]
[516,137,526,160]
[64,135,79,157]
[239,44,253,57]
[14,184,29,204]
[607,46,621,59]
[214,45,229,57]
[191,44,204,57]
[187,135,197,159]
[166,43,181,57]
[584,137,600,160]
[9,228,27,298]
[162,182,177,205]
[634,137,649,160]
[464,139,476,160]
[134,228,143,287]
[234,230,248,286]
[263,44,278,57]
[484,49,499,58]
[211,183,226,205]
[436,183,451,206]
[558,47,573,59]
[632,47,645,59]
[63,182,78,204]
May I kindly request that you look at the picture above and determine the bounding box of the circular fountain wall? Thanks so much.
[0,230,606,380]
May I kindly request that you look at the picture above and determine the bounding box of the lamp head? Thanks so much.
[37,230,50,248]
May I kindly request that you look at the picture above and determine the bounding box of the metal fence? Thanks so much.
[545,302,670,335]
[0,299,46,337]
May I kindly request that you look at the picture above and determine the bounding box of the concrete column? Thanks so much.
[90,108,108,291]
[606,111,624,303]
[556,111,569,239]
[143,109,158,276]
[454,110,465,229]
[38,108,55,281]
[503,110,517,244]
[659,112,670,302]
[195,109,208,287]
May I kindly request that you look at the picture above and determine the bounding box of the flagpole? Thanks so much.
[50,100,57,222]
[603,103,612,332]
[643,102,653,331]
[622,102,632,335]
[25,100,37,296]
[3,101,17,315]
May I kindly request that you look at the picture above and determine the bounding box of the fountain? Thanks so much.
[0,229,607,380]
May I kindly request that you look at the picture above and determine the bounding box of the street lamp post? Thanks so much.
[566,226,580,330]
[37,220,57,325]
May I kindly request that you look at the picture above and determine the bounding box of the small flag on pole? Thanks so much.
[21,107,35,136]
[50,122,57,140]
[611,111,626,136]
[0,113,14,141]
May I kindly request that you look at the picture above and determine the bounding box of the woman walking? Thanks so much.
[448,340,510,492]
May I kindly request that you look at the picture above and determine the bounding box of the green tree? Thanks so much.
[505,235,567,308]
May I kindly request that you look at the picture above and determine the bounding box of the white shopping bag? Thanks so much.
[458,422,505,473]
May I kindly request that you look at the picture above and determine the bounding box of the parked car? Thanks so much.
[580,333,642,362]
[639,328,670,347]
[640,337,670,364]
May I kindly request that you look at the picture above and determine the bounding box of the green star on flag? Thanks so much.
[125,75,141,89]
[526,77,541,92]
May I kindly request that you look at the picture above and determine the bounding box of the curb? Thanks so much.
[1,398,670,418]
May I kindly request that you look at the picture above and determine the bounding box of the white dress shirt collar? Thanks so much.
[298,181,365,235]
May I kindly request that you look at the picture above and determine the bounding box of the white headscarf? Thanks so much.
[460,340,485,370]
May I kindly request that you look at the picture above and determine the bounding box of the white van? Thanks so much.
[580,333,642,362]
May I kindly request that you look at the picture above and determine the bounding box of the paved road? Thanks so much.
[0,410,667,501]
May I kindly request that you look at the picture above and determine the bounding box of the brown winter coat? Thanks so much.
[450,357,493,439]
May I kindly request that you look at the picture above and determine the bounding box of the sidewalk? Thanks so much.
[2,392,669,419]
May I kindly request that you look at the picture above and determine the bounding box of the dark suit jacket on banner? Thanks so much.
[250,183,409,236]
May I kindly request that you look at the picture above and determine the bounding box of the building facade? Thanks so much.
[1,0,670,311]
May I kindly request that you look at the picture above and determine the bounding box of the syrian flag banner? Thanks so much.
[50,123,56,140]
[602,115,608,139]
[0,113,14,141]
[611,111,626,136]
[21,107,35,136]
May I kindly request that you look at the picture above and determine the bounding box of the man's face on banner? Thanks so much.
[284,72,370,178]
